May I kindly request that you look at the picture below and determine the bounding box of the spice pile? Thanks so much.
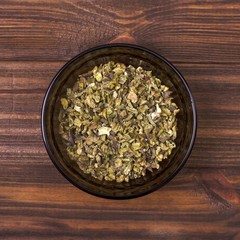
[59,61,179,182]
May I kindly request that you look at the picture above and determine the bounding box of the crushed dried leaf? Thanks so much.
[59,61,179,182]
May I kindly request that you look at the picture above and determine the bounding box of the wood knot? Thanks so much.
[108,32,136,44]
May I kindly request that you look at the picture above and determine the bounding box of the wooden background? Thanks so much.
[0,0,240,239]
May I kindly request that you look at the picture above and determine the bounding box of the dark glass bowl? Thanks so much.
[41,44,197,199]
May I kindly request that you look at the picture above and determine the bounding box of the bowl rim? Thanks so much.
[41,43,197,199]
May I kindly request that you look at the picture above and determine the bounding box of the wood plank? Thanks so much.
[0,164,240,195]
[0,0,239,63]
[0,167,239,240]
[0,61,239,167]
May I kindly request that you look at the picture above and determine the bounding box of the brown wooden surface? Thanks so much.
[0,0,240,239]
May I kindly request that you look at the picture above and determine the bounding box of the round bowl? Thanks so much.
[41,43,197,199]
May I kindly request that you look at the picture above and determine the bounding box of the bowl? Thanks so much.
[41,43,197,199]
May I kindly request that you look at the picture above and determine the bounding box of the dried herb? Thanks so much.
[59,61,179,182]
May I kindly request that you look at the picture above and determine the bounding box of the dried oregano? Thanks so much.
[59,61,179,182]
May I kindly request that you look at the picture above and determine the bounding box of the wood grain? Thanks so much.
[0,0,240,63]
[0,0,240,239]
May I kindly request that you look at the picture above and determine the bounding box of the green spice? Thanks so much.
[59,61,179,183]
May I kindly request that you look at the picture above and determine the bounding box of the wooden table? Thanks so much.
[1,1,240,239]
